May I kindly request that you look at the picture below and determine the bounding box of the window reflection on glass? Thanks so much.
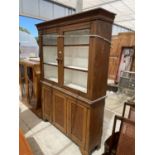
[64,46,88,70]
[64,69,87,93]
[43,46,57,65]
[43,33,57,45]
[64,29,89,45]
[44,64,58,82]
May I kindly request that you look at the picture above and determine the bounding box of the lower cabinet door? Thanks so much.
[42,85,52,121]
[53,91,67,133]
[68,99,87,147]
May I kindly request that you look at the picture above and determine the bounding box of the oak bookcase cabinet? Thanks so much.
[37,8,115,155]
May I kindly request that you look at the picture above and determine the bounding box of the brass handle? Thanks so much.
[56,51,63,63]
[59,51,62,54]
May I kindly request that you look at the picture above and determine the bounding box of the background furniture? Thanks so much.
[103,101,135,155]
[19,129,33,155]
[19,59,41,109]
[37,8,115,155]
[113,116,135,155]
[118,71,135,96]
[108,32,135,81]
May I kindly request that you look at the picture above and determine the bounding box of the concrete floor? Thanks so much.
[19,91,132,155]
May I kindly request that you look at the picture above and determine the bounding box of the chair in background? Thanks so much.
[115,117,135,155]
[103,101,135,155]
[122,101,135,121]
[103,116,135,155]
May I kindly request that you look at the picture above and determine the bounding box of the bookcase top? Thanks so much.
[36,8,115,30]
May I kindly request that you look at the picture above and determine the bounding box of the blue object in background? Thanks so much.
[19,16,44,37]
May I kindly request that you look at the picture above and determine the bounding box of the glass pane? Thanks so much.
[43,33,57,45]
[44,64,58,82]
[43,46,57,65]
[64,46,88,70]
[64,29,89,45]
[64,69,87,93]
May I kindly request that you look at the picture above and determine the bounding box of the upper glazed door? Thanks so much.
[42,32,59,83]
[62,28,90,94]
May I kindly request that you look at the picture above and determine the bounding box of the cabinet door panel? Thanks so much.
[68,100,87,146]
[42,85,52,121]
[53,91,67,133]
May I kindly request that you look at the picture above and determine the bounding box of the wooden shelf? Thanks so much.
[64,65,88,72]
[44,62,58,66]
[64,83,87,93]
[64,44,89,46]
[43,45,57,46]
[28,57,40,62]
[45,77,58,82]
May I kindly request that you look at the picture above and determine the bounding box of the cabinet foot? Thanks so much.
[95,144,101,150]
[42,115,48,122]
[80,148,91,155]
